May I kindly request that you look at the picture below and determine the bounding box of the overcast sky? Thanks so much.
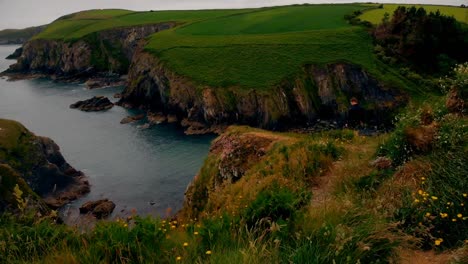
[0,0,465,29]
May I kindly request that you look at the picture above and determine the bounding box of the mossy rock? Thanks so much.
[0,164,47,214]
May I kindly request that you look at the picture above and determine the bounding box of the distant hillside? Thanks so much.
[0,25,47,44]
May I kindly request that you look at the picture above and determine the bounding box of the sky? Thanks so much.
[0,0,466,29]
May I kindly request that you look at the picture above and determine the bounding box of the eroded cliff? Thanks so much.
[0,119,89,213]
[4,23,175,83]
[119,49,406,133]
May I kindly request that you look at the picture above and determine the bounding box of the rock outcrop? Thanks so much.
[79,199,116,219]
[5,47,23,60]
[2,23,176,87]
[70,96,114,111]
[118,50,406,133]
[0,119,89,213]
[120,114,145,124]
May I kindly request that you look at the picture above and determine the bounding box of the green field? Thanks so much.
[34,4,427,92]
[34,9,253,40]
[144,4,415,91]
[359,4,468,24]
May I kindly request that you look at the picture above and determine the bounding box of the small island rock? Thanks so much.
[70,96,114,112]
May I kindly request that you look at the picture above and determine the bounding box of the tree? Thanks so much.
[373,6,468,74]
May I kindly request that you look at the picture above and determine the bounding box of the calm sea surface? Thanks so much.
[0,45,214,223]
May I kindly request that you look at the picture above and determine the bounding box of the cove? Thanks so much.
[0,45,214,224]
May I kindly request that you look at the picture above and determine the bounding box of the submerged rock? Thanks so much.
[80,199,116,219]
[70,96,114,112]
[120,113,145,124]
[147,112,167,124]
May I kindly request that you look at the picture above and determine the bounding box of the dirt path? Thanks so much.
[310,135,377,207]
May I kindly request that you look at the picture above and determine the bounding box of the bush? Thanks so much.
[243,183,308,228]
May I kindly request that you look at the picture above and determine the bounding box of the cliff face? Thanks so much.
[6,23,175,79]
[119,50,406,133]
[4,22,405,131]
[0,119,89,213]
[0,25,47,45]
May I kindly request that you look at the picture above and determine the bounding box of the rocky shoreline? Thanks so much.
[0,119,90,214]
[2,22,407,135]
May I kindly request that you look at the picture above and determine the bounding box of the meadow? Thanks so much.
[359,4,468,24]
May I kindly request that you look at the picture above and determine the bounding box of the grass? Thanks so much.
[2,96,468,262]
[144,4,417,92]
[32,4,420,93]
[359,4,468,24]
[33,9,253,40]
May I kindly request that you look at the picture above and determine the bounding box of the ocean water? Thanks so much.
[0,45,214,223]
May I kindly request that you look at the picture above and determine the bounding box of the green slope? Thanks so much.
[359,4,468,24]
[32,4,425,92]
[34,9,254,40]
[145,4,414,91]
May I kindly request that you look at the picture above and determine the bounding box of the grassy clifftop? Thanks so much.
[26,5,390,92]
[28,4,466,92]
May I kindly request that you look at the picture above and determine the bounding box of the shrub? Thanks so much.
[243,183,308,228]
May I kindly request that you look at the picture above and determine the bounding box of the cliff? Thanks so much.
[0,119,89,213]
[119,49,406,133]
[180,126,343,219]
[3,23,175,82]
[0,25,46,45]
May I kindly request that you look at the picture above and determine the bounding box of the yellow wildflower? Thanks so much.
[463,193,467,197]
[176,256,181,261]
[414,199,420,203]
[206,250,212,255]
[194,231,199,235]
[431,196,438,200]
[425,212,431,217]
[418,190,423,195]
[434,239,443,246]
[452,219,457,222]
[458,214,463,218]
[440,213,448,218]
[183,242,189,247]
[421,177,426,180]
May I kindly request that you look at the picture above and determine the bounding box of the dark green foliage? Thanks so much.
[243,183,308,228]
[373,6,468,74]
[85,33,129,73]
